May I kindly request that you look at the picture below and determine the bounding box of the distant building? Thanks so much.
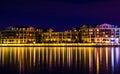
[71,27,80,43]
[1,26,36,44]
[80,25,90,43]
[0,23,120,44]
[41,28,73,43]
[89,23,120,44]
[35,28,46,43]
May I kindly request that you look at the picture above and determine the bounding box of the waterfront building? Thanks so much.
[80,25,90,43]
[0,23,120,44]
[41,28,73,43]
[72,27,81,43]
[110,25,120,44]
[35,28,46,43]
[1,26,36,44]
[89,23,120,44]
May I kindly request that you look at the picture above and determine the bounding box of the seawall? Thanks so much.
[0,43,119,47]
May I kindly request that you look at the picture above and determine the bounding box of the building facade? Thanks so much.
[35,28,45,43]
[41,28,73,43]
[1,26,36,44]
[72,27,81,43]
[80,25,90,43]
[89,23,120,44]
[0,24,120,44]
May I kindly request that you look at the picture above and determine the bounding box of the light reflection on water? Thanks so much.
[0,47,120,74]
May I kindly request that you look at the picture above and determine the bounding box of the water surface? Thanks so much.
[0,47,119,74]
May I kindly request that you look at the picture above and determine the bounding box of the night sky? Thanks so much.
[0,0,120,31]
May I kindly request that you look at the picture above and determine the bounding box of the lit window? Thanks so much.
[16,28,18,30]
[23,28,25,30]
[27,28,29,31]
[97,29,99,31]
[11,28,14,30]
[106,35,108,37]
[97,35,99,37]
[16,34,18,36]
[89,29,93,31]
[30,34,32,36]
[111,35,114,37]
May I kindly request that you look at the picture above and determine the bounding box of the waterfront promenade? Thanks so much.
[0,43,119,47]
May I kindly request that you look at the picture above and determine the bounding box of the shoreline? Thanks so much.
[0,43,119,47]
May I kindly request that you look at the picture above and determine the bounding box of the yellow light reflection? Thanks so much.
[53,47,57,66]
[105,47,108,70]
[49,47,52,69]
[18,47,20,63]
[29,47,32,68]
[2,47,5,64]
[46,47,48,64]
[57,47,60,65]
[42,47,44,64]
[0,46,116,74]
[10,47,12,64]
[38,47,41,63]
[61,47,65,66]
[84,47,86,65]
[0,47,1,64]
[96,49,99,74]
[100,47,102,64]
[67,47,71,67]
[33,47,36,66]
[14,47,17,64]
[75,47,77,67]
[89,47,93,73]
[79,47,81,65]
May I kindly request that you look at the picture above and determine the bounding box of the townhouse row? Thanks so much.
[0,23,120,44]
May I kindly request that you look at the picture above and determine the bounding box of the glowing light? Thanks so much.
[14,47,17,64]
[61,47,65,66]
[100,47,102,63]
[33,47,36,66]
[111,47,114,74]
[42,47,44,64]
[2,47,4,64]
[111,38,115,44]
[0,46,118,74]
[79,47,81,65]
[89,47,93,73]
[53,47,57,66]
[75,47,77,67]
[96,50,99,74]
[29,47,32,68]
[46,47,48,64]
[116,47,119,65]
[49,47,52,69]
[0,47,1,64]
[105,47,108,70]
[38,47,41,64]
[84,47,86,65]
[57,47,60,66]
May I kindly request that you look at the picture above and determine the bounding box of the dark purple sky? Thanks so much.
[0,0,120,31]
